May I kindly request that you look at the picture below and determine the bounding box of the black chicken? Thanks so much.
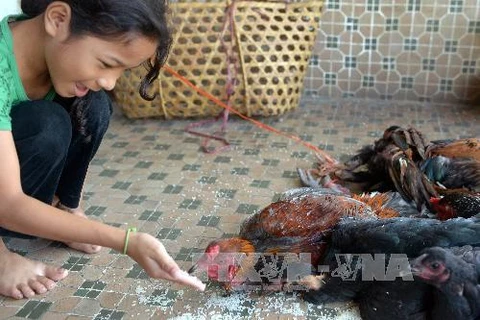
[411,246,480,320]
[302,217,480,320]
[430,190,480,220]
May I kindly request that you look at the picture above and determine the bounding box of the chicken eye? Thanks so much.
[430,262,440,270]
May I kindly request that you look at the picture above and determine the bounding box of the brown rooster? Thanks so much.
[425,138,480,161]
[299,126,480,213]
[189,187,405,292]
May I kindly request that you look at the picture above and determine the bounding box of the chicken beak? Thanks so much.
[409,253,428,274]
[188,264,198,275]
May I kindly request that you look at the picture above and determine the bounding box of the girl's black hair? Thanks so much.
[21,0,172,139]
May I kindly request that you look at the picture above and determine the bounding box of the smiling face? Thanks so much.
[46,35,156,97]
[43,2,157,98]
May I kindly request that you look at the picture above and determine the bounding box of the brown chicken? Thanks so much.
[425,138,480,161]
[189,187,404,292]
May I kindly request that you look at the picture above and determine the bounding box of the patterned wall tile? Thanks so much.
[305,0,480,103]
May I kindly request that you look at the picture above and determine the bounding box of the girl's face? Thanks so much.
[45,34,157,98]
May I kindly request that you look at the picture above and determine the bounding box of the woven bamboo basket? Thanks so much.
[115,0,323,119]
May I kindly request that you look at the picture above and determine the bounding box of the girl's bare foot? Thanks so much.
[0,248,68,299]
[55,202,102,254]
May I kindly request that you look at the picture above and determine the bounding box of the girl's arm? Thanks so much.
[0,131,126,248]
[0,131,205,290]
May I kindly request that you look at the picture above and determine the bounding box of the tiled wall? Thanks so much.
[305,0,480,103]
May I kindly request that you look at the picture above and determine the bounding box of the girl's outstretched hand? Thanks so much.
[126,232,206,291]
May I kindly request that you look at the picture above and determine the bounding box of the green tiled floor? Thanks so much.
[0,96,478,319]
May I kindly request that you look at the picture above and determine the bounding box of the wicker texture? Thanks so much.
[116,0,323,119]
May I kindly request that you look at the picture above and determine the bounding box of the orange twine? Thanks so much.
[163,65,336,164]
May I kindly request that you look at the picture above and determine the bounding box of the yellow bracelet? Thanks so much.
[123,227,137,255]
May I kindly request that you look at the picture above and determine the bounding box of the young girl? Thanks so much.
[0,0,205,300]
